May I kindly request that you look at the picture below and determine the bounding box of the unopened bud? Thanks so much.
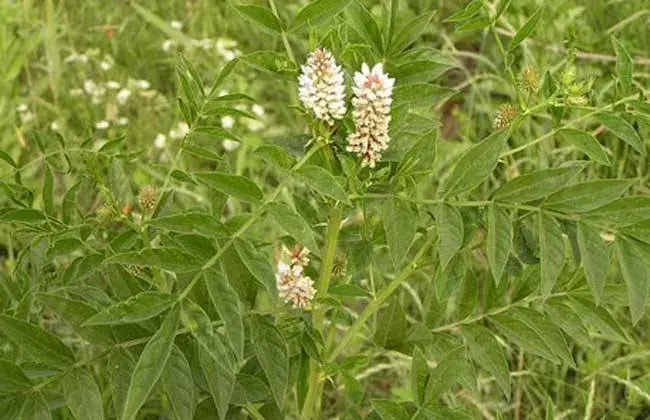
[138,185,158,210]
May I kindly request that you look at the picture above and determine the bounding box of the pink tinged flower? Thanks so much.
[298,48,347,124]
[346,63,395,168]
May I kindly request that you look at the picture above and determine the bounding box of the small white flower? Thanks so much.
[96,120,110,130]
[346,63,395,168]
[117,117,129,126]
[116,88,131,105]
[218,89,229,97]
[50,121,60,131]
[154,133,167,149]
[169,122,190,140]
[247,120,265,132]
[106,81,121,90]
[275,260,317,309]
[221,116,235,130]
[84,80,97,94]
[251,104,265,117]
[135,80,151,90]
[170,20,183,30]
[69,88,84,97]
[20,111,35,124]
[222,139,240,152]
[99,60,112,71]
[196,38,213,50]
[162,39,175,52]
[16,104,28,113]
[220,49,238,62]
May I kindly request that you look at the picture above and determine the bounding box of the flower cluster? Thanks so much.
[493,103,519,130]
[346,63,395,168]
[276,245,316,309]
[161,19,241,62]
[298,48,347,124]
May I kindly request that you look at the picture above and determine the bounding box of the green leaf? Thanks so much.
[383,197,416,268]
[296,164,349,204]
[585,196,650,226]
[234,238,275,292]
[461,324,510,397]
[0,208,47,223]
[598,113,645,155]
[0,149,17,168]
[20,392,51,420]
[147,212,229,238]
[0,315,74,369]
[292,0,352,30]
[108,349,135,419]
[105,247,205,272]
[612,36,633,93]
[131,2,195,46]
[495,0,512,21]
[392,83,452,108]
[121,306,180,420]
[0,360,32,394]
[194,172,263,203]
[456,16,491,32]
[616,236,650,325]
[205,272,245,360]
[543,179,634,213]
[374,298,407,349]
[423,347,471,402]
[442,130,508,197]
[43,164,54,216]
[508,7,543,52]
[539,213,565,297]
[397,129,437,174]
[162,346,195,420]
[250,314,289,409]
[390,12,435,54]
[63,368,104,420]
[567,297,627,342]
[437,204,464,270]
[490,312,560,363]
[493,165,584,203]
[444,0,481,22]
[344,0,383,53]
[372,399,409,420]
[233,4,282,34]
[544,301,591,347]
[62,182,80,224]
[558,128,610,165]
[267,202,319,254]
[410,347,430,406]
[254,144,296,170]
[577,221,613,303]
[82,292,172,326]
[487,203,512,284]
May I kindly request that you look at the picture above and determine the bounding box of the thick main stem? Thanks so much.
[301,204,343,420]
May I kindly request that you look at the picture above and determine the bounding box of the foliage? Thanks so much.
[1,0,650,419]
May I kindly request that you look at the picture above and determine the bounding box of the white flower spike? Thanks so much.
[346,63,395,168]
[298,48,347,124]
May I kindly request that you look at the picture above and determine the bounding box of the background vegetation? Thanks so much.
[1,0,650,419]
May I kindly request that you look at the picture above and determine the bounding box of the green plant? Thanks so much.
[1,0,650,419]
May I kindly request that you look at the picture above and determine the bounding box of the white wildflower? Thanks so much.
[276,262,316,309]
[154,133,167,149]
[16,104,28,113]
[96,120,110,130]
[247,120,265,132]
[196,38,213,50]
[215,38,239,61]
[222,139,240,152]
[251,104,265,117]
[170,20,183,30]
[99,60,113,71]
[106,81,121,90]
[116,88,131,105]
[162,39,175,52]
[221,116,235,130]
[218,89,229,97]
[69,88,84,97]
[50,121,60,131]
[20,111,35,124]
[117,117,129,126]
[135,80,151,90]
[83,80,97,94]
[298,48,347,124]
[346,63,395,168]
[169,122,190,140]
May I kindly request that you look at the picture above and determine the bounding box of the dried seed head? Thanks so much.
[521,65,540,94]
[138,185,158,210]
[493,103,519,130]
[298,48,347,124]
[346,63,395,168]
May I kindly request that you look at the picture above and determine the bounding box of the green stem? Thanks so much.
[268,0,297,65]
[301,204,344,420]
[327,233,436,363]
